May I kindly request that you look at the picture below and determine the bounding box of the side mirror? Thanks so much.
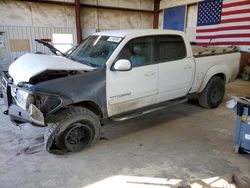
[113,59,132,71]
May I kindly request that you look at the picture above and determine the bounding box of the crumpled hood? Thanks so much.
[9,53,95,85]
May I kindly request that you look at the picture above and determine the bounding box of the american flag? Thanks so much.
[196,0,250,47]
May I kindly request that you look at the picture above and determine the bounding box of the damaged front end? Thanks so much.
[29,70,82,84]
[1,71,75,153]
[1,71,66,127]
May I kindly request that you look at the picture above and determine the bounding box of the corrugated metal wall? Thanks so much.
[0,26,77,62]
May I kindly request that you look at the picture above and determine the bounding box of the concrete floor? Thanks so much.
[0,79,250,188]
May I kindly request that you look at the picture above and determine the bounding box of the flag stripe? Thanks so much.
[196,33,250,39]
[221,12,250,20]
[196,29,250,36]
[221,17,250,23]
[222,0,250,8]
[196,41,250,46]
[221,8,250,16]
[197,21,250,29]
[197,25,250,33]
[222,4,250,12]
[195,38,250,42]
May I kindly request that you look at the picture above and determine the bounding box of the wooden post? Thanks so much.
[75,0,82,43]
[153,0,160,29]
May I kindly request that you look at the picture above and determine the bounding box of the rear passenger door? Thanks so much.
[156,35,195,103]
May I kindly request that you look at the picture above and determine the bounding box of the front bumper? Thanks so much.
[7,104,31,125]
[5,104,45,126]
[1,72,45,126]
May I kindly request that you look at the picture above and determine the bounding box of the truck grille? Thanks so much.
[1,72,13,107]
[1,74,8,93]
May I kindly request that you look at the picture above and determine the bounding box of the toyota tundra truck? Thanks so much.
[1,29,240,153]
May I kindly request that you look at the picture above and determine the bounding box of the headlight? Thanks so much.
[14,89,34,110]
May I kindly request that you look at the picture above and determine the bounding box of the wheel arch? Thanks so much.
[72,100,104,118]
[198,65,228,93]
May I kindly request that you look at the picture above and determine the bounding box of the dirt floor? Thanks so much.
[0,79,250,188]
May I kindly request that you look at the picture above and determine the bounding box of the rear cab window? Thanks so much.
[156,35,187,63]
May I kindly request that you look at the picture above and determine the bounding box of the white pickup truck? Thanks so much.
[1,29,240,153]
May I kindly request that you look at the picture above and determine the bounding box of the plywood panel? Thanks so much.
[186,27,196,42]
[50,0,74,2]
[81,8,96,28]
[66,6,76,27]
[99,9,120,29]
[120,11,141,29]
[187,4,197,27]
[119,0,140,9]
[141,0,154,11]
[98,0,118,7]
[160,0,201,9]
[158,11,163,29]
[141,13,153,28]
[81,0,97,5]
[81,0,153,10]
[10,39,30,52]
[81,8,153,30]
[31,3,67,27]
[0,1,32,27]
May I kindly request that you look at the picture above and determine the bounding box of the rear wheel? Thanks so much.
[198,77,225,108]
[44,106,101,153]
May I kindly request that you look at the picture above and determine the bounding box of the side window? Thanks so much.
[117,36,154,67]
[157,35,186,62]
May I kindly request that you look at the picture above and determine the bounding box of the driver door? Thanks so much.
[106,36,158,116]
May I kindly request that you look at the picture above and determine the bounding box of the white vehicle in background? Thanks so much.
[1,29,240,154]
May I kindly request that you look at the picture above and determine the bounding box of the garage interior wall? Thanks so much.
[0,0,154,63]
[159,0,202,42]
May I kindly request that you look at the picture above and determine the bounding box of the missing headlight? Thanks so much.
[35,95,61,114]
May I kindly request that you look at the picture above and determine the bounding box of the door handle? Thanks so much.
[144,71,156,77]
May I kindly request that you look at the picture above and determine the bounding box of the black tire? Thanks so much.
[198,76,225,108]
[44,106,101,153]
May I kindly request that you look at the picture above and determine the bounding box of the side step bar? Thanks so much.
[111,97,188,122]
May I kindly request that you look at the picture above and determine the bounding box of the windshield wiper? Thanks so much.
[85,62,100,68]
[35,39,67,57]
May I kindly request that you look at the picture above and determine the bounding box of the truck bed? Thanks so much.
[192,45,239,58]
[190,47,241,93]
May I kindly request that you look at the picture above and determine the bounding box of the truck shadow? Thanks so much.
[100,101,204,141]
[21,102,205,155]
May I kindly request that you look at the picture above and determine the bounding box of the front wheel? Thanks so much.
[198,77,225,108]
[44,106,101,153]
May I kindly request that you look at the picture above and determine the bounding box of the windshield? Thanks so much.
[68,35,122,68]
